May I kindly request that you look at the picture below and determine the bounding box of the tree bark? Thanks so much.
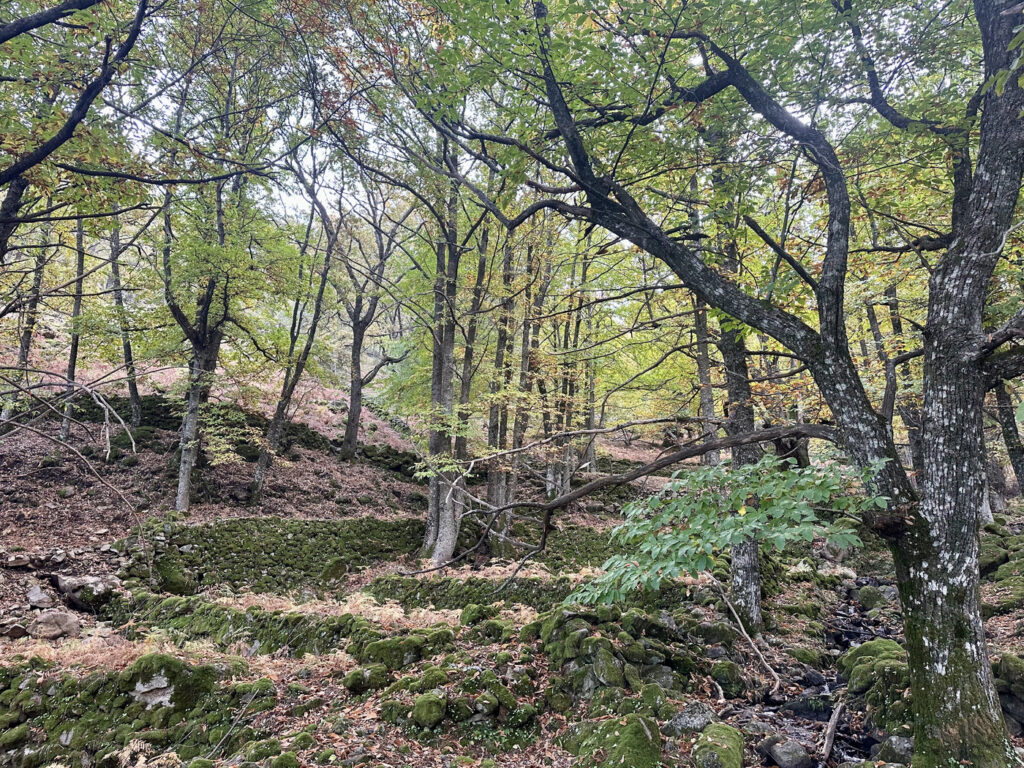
[109,224,142,427]
[996,384,1024,493]
[1,233,47,423]
[175,339,220,512]
[694,296,719,465]
[59,218,86,441]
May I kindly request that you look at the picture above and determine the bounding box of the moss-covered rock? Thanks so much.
[837,639,909,730]
[271,752,300,768]
[0,657,276,766]
[342,665,392,694]
[560,714,661,768]
[369,575,573,614]
[104,591,384,658]
[246,738,282,760]
[693,723,744,768]
[412,693,447,729]
[710,661,745,700]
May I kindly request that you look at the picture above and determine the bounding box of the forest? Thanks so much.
[1,0,1024,766]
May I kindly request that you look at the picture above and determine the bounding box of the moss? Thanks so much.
[246,738,283,760]
[460,603,498,625]
[368,575,573,614]
[105,591,385,658]
[126,517,426,595]
[124,653,218,711]
[412,693,446,729]
[560,714,661,768]
[837,639,909,730]
[0,657,275,766]
[418,666,450,692]
[343,665,392,694]
[710,661,745,699]
[693,723,743,768]
[0,724,30,748]
[271,752,300,768]
[787,647,825,668]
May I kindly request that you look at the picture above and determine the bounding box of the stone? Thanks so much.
[999,653,1024,685]
[662,701,716,736]
[760,736,813,768]
[26,583,53,609]
[1,621,27,639]
[693,723,744,768]
[132,673,174,709]
[856,585,887,611]
[710,660,745,699]
[5,554,30,568]
[412,692,446,728]
[28,609,80,639]
[56,573,121,610]
[342,665,391,694]
[874,735,914,764]
[593,646,625,687]
[561,714,661,768]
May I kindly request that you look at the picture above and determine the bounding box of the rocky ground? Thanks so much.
[2,398,1024,768]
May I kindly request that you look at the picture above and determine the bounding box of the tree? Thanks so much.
[389,1,1024,761]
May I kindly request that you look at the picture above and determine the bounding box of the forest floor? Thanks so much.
[2,399,1024,768]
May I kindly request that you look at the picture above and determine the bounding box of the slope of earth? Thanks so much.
[3,404,1024,768]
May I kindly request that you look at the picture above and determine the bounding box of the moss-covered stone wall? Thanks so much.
[122,516,426,595]
[0,654,276,768]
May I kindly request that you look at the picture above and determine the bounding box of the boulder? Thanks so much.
[710,660,746,699]
[342,665,391,694]
[26,583,53,609]
[56,574,121,610]
[758,735,813,768]
[662,701,716,736]
[874,735,913,764]
[411,692,446,729]
[561,714,662,768]
[693,723,744,768]
[28,609,80,639]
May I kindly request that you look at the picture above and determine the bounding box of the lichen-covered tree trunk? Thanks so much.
[718,316,763,634]
[175,340,220,512]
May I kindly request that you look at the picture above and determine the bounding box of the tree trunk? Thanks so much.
[60,218,86,441]
[109,225,142,428]
[175,340,220,512]
[996,384,1023,493]
[694,296,719,465]
[718,317,763,635]
[339,323,367,461]
[1,239,46,423]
